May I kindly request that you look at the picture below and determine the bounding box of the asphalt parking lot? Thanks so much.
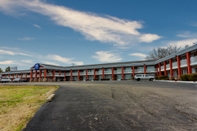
[11,81,197,131]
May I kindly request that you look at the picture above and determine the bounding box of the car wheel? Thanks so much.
[149,78,153,81]
[137,78,140,81]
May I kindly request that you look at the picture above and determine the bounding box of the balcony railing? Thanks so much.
[161,66,164,71]
[124,70,132,73]
[191,57,197,65]
[88,72,94,75]
[180,59,187,67]
[115,70,122,74]
[166,64,170,69]
[135,69,144,73]
[146,69,156,72]
[172,62,177,68]
[104,71,111,74]
[72,72,78,76]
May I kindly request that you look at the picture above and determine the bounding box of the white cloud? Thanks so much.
[130,53,147,59]
[0,60,14,65]
[92,51,122,63]
[21,60,33,64]
[0,49,31,56]
[47,54,84,65]
[176,31,197,38]
[139,34,161,43]
[167,39,197,48]
[0,0,161,46]
[18,37,35,41]
[33,24,41,29]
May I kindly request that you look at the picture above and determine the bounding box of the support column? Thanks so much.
[177,56,181,79]
[86,69,88,80]
[53,70,55,81]
[132,66,135,79]
[169,59,173,79]
[144,64,146,74]
[78,70,80,81]
[102,68,104,79]
[70,70,73,81]
[35,70,37,82]
[121,67,124,80]
[94,69,96,79]
[30,70,33,82]
[159,63,161,76]
[64,71,66,81]
[16,74,18,78]
[21,74,22,78]
[25,73,27,80]
[112,67,114,80]
[43,69,47,82]
[156,65,159,76]
[12,74,14,80]
[39,70,42,82]
[186,52,192,74]
[164,61,167,76]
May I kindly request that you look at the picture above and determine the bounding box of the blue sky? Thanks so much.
[0,0,197,70]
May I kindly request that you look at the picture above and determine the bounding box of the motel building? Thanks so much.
[1,44,197,82]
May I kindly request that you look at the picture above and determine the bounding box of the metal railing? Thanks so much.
[180,59,187,67]
[172,62,177,68]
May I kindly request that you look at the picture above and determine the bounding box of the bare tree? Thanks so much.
[146,45,181,60]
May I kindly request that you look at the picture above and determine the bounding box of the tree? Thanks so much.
[0,68,3,73]
[145,45,181,60]
[5,66,10,72]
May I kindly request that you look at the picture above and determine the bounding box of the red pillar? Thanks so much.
[12,74,14,79]
[186,52,191,74]
[53,70,55,81]
[177,56,181,79]
[35,70,37,81]
[25,73,27,79]
[102,68,104,79]
[70,70,73,81]
[132,66,135,78]
[30,70,33,82]
[158,63,161,76]
[59,70,61,76]
[86,69,88,80]
[169,59,173,79]
[144,64,146,74]
[39,70,42,81]
[44,69,47,81]
[164,61,167,76]
[78,70,80,81]
[64,71,66,81]
[121,67,124,80]
[112,67,114,80]
[21,74,22,78]
[94,69,96,79]
[16,74,18,78]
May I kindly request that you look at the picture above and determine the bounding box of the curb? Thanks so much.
[46,94,55,102]
[154,80,197,84]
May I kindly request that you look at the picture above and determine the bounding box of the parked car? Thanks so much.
[0,78,12,83]
[13,78,28,83]
[134,74,154,81]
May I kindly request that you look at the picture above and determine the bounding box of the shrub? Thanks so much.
[180,74,189,81]
[157,75,168,80]
[101,78,110,81]
[188,73,197,81]
[93,78,99,81]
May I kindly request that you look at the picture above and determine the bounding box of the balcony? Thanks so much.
[191,57,197,65]
[80,72,86,75]
[88,72,94,75]
[161,66,164,71]
[72,72,78,76]
[180,59,187,67]
[172,62,177,69]
[166,64,170,70]
[115,70,122,74]
[146,69,156,72]
[124,70,132,73]
[135,69,144,73]
[96,71,102,75]
[104,71,111,74]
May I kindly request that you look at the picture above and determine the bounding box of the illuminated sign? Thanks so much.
[34,63,40,70]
